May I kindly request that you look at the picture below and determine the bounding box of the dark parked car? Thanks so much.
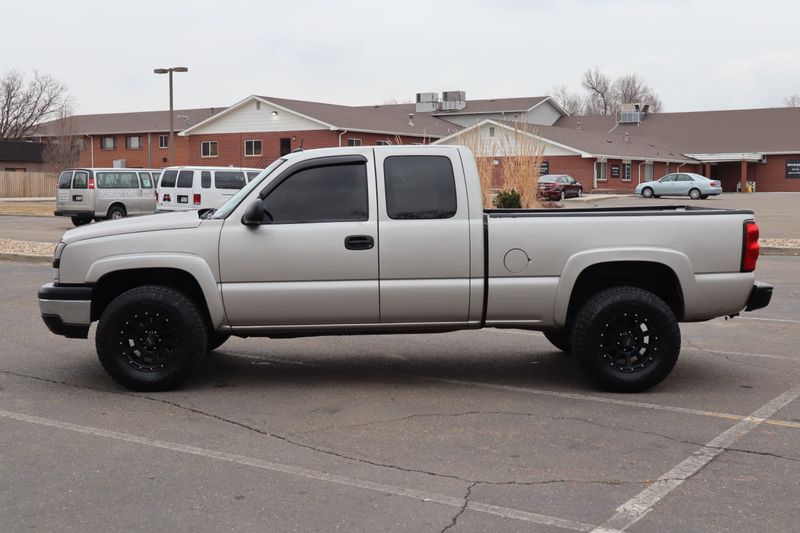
[538,174,583,200]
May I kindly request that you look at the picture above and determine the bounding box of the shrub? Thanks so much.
[493,189,521,208]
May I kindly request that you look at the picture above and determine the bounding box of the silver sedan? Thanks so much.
[635,173,722,199]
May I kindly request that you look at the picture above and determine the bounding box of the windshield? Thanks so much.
[211,158,286,219]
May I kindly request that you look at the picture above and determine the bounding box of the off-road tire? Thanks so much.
[96,285,207,391]
[571,286,680,392]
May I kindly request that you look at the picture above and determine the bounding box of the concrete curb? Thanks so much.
[0,252,51,264]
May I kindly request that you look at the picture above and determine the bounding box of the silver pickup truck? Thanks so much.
[38,146,772,392]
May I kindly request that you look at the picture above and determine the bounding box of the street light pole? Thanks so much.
[153,66,188,165]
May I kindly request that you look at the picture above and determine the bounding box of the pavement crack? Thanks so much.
[442,482,477,533]
[685,340,800,378]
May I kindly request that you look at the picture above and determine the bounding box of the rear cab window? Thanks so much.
[383,156,456,219]
[176,170,194,188]
[72,171,89,189]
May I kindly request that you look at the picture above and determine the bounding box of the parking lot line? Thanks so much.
[735,316,800,325]
[421,377,800,429]
[0,408,597,532]
[590,383,800,532]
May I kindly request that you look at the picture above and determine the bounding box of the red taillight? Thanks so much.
[193,193,201,205]
[88,178,95,189]
[741,220,759,272]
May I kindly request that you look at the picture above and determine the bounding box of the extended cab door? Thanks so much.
[219,153,379,326]
[374,148,472,323]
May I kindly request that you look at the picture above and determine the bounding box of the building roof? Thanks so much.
[31,107,226,137]
[556,107,800,155]
[262,96,458,137]
[431,96,549,116]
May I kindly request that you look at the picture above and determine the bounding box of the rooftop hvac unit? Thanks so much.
[441,90,466,111]
[619,103,650,124]
[415,92,439,112]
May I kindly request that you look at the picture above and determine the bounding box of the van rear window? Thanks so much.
[96,171,139,189]
[177,170,194,188]
[160,170,178,187]
[58,171,73,189]
[138,172,153,188]
[215,171,246,189]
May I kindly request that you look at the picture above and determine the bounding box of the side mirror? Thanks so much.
[241,200,266,226]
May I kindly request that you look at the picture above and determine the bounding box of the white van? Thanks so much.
[55,168,160,226]
[156,166,262,212]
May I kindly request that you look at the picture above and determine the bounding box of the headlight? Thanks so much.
[53,242,66,282]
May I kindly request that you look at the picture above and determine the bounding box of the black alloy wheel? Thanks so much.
[572,286,680,392]
[96,286,207,391]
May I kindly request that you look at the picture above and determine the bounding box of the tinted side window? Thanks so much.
[384,156,456,219]
[214,171,245,190]
[96,171,139,188]
[201,171,211,189]
[246,171,259,181]
[72,171,89,189]
[138,172,153,188]
[176,170,194,188]
[262,163,368,223]
[160,170,177,187]
[58,171,73,189]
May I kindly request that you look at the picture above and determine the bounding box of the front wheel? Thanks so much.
[641,187,654,198]
[96,285,208,391]
[571,286,680,392]
[689,188,701,200]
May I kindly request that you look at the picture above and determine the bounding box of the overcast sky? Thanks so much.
[3,0,798,115]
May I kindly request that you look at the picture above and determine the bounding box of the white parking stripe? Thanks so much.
[421,377,800,429]
[590,384,800,532]
[0,408,596,532]
[689,347,797,361]
[736,316,800,325]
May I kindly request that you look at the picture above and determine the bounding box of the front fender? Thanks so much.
[553,247,694,326]
[85,254,226,328]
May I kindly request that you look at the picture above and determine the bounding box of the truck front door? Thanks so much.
[375,149,472,323]
[219,153,379,327]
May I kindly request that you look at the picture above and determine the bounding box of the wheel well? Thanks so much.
[565,261,684,325]
[107,202,127,216]
[91,268,210,325]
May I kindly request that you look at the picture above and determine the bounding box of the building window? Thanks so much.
[245,139,262,156]
[623,163,632,182]
[100,136,116,150]
[376,140,391,146]
[159,135,168,149]
[201,141,218,157]
[125,136,142,150]
[347,138,362,146]
[489,126,496,137]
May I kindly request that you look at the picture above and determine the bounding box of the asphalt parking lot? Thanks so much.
[1,256,798,532]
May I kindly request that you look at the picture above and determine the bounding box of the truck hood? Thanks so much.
[60,211,203,244]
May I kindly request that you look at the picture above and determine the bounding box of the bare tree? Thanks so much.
[42,105,80,171]
[613,74,663,112]
[548,84,584,115]
[0,69,69,140]
[784,94,800,107]
[582,67,614,115]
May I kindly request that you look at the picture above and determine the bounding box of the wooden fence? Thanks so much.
[0,171,58,198]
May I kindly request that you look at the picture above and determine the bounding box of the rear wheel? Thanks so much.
[107,206,126,220]
[71,216,91,226]
[543,328,572,353]
[689,188,701,200]
[700,194,709,200]
[96,285,207,391]
[571,286,680,392]
[641,187,654,198]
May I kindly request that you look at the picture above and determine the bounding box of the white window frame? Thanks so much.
[244,139,262,157]
[201,141,218,158]
[596,161,608,182]
[159,135,168,149]
[488,126,496,137]
[125,135,142,150]
[100,136,116,150]
[622,162,632,182]
[347,138,362,146]
[376,140,391,146]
